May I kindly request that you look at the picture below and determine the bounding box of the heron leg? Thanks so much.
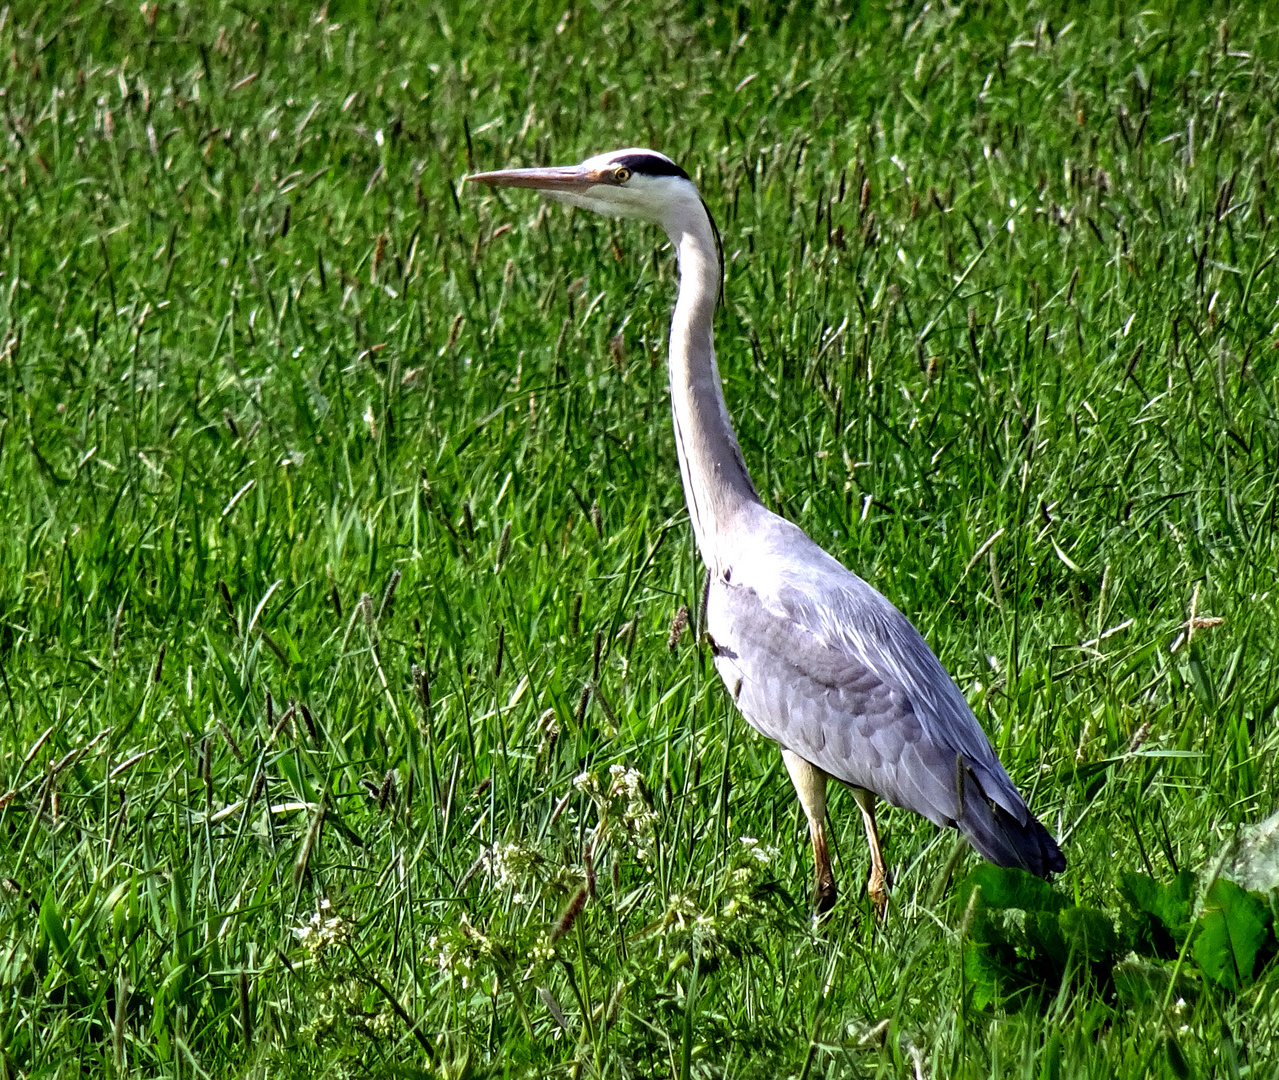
[781,749,837,915]
[851,786,889,917]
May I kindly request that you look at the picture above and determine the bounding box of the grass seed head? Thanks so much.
[237,969,252,1050]
[412,665,431,713]
[273,702,297,740]
[1128,721,1152,755]
[553,886,588,941]
[378,569,401,620]
[667,605,689,650]
[300,702,318,743]
[216,719,244,762]
[495,521,511,572]
[569,592,582,638]
[111,597,125,657]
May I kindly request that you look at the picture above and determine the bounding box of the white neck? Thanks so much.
[661,204,762,570]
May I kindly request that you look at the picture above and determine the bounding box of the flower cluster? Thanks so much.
[573,764,659,864]
[429,913,491,991]
[297,980,362,1042]
[482,840,541,904]
[737,835,780,865]
[292,898,349,956]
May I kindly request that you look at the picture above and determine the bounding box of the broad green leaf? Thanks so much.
[1185,654,1217,712]
[957,865,1066,915]
[1118,869,1195,938]
[1193,877,1270,991]
[1058,906,1119,963]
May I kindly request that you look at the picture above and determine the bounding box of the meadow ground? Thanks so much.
[2,1,1278,1076]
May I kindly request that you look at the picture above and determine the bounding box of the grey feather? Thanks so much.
[708,507,1065,877]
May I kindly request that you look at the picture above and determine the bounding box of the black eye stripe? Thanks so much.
[610,153,689,180]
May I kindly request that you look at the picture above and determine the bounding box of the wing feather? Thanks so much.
[705,519,1026,827]
[703,508,1064,875]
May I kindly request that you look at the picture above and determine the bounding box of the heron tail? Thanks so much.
[957,788,1066,878]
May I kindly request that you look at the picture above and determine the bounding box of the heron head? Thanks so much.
[466,148,703,232]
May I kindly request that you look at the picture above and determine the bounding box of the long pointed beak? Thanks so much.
[465,165,604,193]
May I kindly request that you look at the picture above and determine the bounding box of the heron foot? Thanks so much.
[868,869,889,920]
[852,787,890,920]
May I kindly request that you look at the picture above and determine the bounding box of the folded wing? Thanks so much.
[707,523,1064,877]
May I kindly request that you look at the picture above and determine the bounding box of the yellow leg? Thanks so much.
[781,749,837,915]
[851,786,889,917]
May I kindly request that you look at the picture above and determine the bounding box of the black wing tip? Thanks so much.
[1042,836,1067,877]
[961,801,1066,878]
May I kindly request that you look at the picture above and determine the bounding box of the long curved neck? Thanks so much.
[664,205,762,569]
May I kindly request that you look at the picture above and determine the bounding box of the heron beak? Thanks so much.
[465,165,605,193]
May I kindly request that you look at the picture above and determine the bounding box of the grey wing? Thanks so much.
[706,567,1066,876]
[708,574,980,828]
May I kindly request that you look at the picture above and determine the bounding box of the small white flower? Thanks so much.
[292,899,348,955]
[738,835,778,864]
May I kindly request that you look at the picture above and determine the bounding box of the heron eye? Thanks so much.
[613,167,632,183]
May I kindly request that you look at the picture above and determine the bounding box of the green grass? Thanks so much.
[2,0,1278,1075]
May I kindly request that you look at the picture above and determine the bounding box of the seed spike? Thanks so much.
[378,569,401,621]
[292,797,326,891]
[667,605,689,650]
[300,702,318,743]
[216,718,244,762]
[569,593,582,638]
[378,769,396,812]
[111,597,126,658]
[552,886,588,941]
[495,521,512,572]
[238,969,253,1050]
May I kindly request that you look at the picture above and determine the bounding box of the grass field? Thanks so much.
[2,1,1279,1076]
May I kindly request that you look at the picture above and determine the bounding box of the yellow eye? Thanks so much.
[613,166,632,183]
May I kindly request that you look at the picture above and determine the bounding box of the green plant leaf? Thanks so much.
[1058,906,1119,963]
[957,865,1067,914]
[1192,878,1270,991]
[1118,869,1195,939]
[39,892,81,983]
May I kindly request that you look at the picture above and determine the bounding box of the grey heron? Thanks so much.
[468,148,1065,915]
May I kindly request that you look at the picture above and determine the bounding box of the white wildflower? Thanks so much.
[371,1008,395,1038]
[292,898,349,955]
[609,765,658,848]
[738,836,779,864]
[481,839,539,898]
